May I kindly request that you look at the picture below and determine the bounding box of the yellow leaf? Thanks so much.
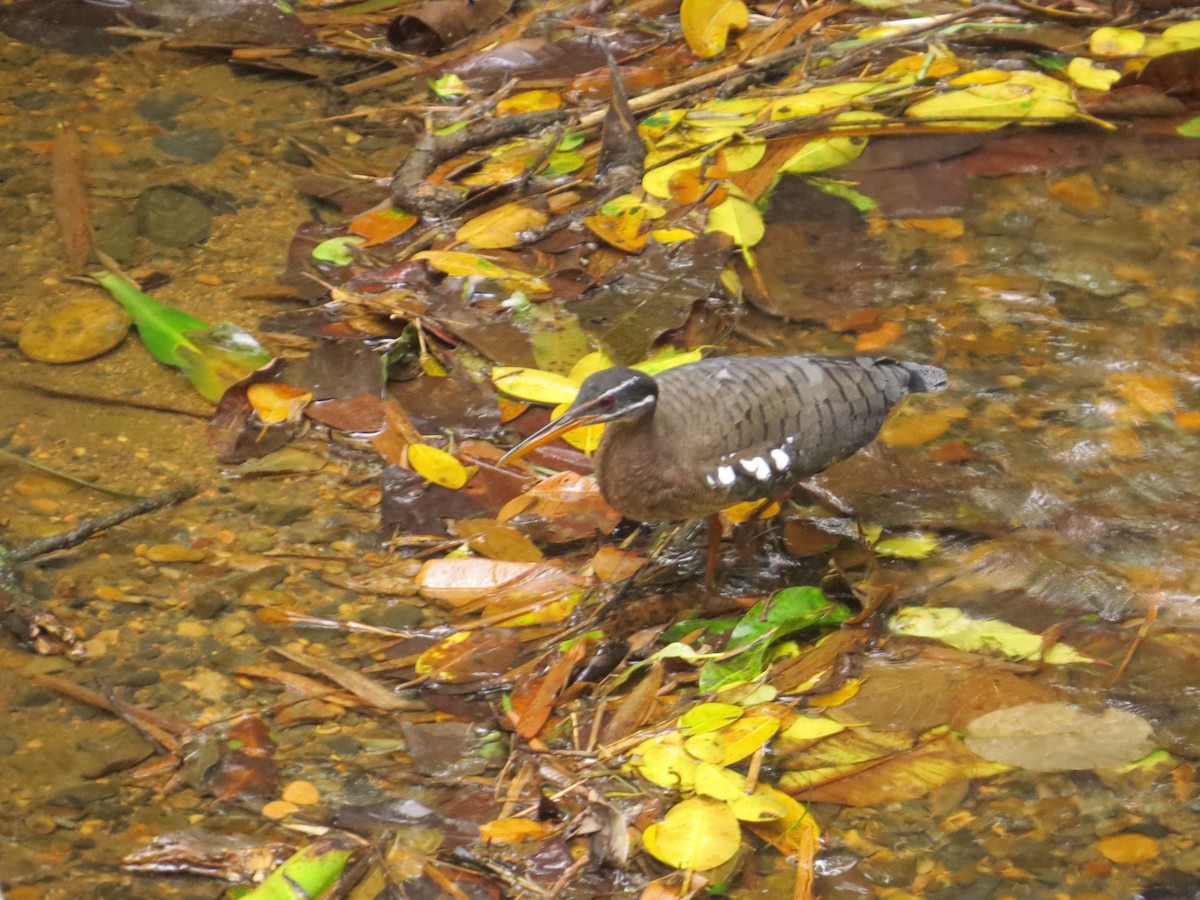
[906,69,1078,129]
[455,202,548,249]
[627,733,698,790]
[642,797,742,871]
[779,715,846,742]
[479,817,551,842]
[632,348,706,376]
[683,731,727,765]
[680,0,749,59]
[808,677,862,707]
[680,702,745,735]
[723,499,780,524]
[414,631,471,678]
[706,195,764,249]
[550,401,605,453]
[408,443,468,489]
[729,788,789,822]
[491,367,580,404]
[648,227,696,244]
[495,90,562,116]
[889,607,1097,664]
[1066,57,1120,92]
[1088,26,1146,57]
[777,111,885,175]
[873,532,940,559]
[567,351,614,383]
[412,250,549,293]
[769,82,888,119]
[720,715,780,765]
[693,762,745,800]
[482,591,580,626]
[878,409,954,446]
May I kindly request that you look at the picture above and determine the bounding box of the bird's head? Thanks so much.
[498,367,658,464]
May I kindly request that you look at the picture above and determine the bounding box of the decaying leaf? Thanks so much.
[964,702,1156,772]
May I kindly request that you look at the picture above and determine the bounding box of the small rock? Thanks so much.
[135,186,212,247]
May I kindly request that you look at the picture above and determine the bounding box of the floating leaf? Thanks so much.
[408,443,468,489]
[642,797,742,871]
[680,0,749,59]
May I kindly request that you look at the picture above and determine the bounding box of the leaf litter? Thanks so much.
[4,0,1200,896]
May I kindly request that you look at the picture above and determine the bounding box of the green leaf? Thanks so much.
[698,588,851,692]
[312,236,364,266]
[430,73,467,99]
[242,840,352,900]
[96,273,272,402]
[1177,116,1200,138]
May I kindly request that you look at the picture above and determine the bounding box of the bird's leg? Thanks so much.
[705,513,723,589]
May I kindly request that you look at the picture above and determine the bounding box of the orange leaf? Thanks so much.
[247,382,312,424]
[495,90,563,116]
[854,321,903,352]
[349,207,417,247]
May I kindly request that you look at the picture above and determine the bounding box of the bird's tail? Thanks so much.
[900,362,948,394]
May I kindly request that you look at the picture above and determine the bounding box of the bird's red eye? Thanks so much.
[598,395,615,410]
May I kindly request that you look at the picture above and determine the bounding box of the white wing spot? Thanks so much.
[717,465,737,486]
[770,448,790,471]
[739,456,772,481]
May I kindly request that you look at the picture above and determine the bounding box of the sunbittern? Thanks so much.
[499,354,947,581]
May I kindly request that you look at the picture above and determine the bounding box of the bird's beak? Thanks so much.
[498,404,602,465]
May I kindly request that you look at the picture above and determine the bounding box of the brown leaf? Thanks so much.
[1113,47,1200,95]
[51,126,91,270]
[510,640,589,739]
[599,661,664,745]
[272,646,420,712]
[387,0,513,54]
